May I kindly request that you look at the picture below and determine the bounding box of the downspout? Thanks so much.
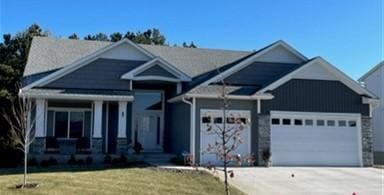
[182,96,196,164]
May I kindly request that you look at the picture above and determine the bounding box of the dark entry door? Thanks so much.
[107,103,118,154]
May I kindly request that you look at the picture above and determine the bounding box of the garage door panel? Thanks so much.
[271,111,361,166]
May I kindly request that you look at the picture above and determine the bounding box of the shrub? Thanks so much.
[28,158,39,167]
[133,142,143,154]
[48,157,58,166]
[104,154,112,164]
[170,157,185,165]
[119,154,127,164]
[77,159,85,167]
[86,156,93,165]
[111,158,120,165]
[68,154,77,166]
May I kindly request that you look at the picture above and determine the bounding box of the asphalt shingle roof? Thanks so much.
[24,37,251,77]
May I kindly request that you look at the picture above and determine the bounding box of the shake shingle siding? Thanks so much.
[44,58,145,90]
[261,79,369,116]
[137,65,177,78]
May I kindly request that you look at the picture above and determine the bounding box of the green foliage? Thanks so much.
[68,33,79,39]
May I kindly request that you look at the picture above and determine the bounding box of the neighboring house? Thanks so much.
[21,37,377,167]
[359,61,384,164]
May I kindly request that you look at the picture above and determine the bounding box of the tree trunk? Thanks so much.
[23,149,27,188]
[222,108,230,195]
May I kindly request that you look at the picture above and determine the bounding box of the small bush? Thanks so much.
[28,158,39,167]
[119,154,127,164]
[77,159,85,167]
[170,157,185,165]
[68,154,77,166]
[40,157,58,167]
[111,158,121,165]
[48,157,58,166]
[86,156,93,165]
[104,154,112,164]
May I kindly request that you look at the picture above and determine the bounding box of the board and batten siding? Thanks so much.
[261,79,369,116]
[44,58,146,90]
[168,102,191,156]
[137,65,177,79]
[194,99,258,163]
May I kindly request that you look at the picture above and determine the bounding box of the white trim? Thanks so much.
[22,39,155,90]
[93,101,103,138]
[20,91,134,102]
[256,57,377,98]
[35,99,46,137]
[121,57,191,82]
[257,99,261,114]
[131,76,182,83]
[168,93,274,103]
[199,40,308,87]
[270,110,362,118]
[118,101,127,138]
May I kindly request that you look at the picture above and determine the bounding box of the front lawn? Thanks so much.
[0,166,244,195]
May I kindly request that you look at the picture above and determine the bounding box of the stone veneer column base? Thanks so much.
[116,138,128,154]
[29,137,45,155]
[92,138,103,154]
[257,115,271,166]
[361,116,373,167]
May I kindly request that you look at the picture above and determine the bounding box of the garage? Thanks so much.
[271,111,362,166]
[200,109,251,165]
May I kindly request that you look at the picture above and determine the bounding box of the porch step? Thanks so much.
[143,153,176,165]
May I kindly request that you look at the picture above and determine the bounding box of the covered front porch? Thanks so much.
[22,88,166,156]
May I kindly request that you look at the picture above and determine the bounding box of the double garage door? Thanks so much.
[271,111,362,166]
[200,109,251,165]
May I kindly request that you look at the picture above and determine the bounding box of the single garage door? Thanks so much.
[271,111,362,166]
[200,109,251,165]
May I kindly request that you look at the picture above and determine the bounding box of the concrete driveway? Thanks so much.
[226,167,383,195]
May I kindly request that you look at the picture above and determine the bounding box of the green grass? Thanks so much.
[0,166,244,195]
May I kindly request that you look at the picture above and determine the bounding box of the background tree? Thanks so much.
[110,32,123,42]
[68,33,79,40]
[203,79,250,195]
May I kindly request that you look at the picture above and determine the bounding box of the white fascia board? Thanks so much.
[168,93,274,103]
[270,110,362,118]
[121,57,191,81]
[199,41,308,87]
[19,91,134,102]
[256,57,377,98]
[132,76,182,83]
[22,39,155,90]
[358,61,384,82]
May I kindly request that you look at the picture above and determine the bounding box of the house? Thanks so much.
[359,61,384,164]
[21,37,377,167]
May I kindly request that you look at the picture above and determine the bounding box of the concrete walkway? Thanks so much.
[224,167,383,195]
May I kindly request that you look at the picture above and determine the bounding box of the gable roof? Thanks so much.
[24,37,251,78]
[359,60,384,82]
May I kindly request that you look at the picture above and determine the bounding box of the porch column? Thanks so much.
[35,99,46,137]
[31,99,46,154]
[92,101,103,154]
[117,101,128,154]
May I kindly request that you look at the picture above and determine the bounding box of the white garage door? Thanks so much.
[200,109,251,165]
[271,111,362,166]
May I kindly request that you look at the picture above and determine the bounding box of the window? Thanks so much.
[305,119,313,126]
[316,120,325,126]
[338,120,346,127]
[271,118,280,125]
[294,119,303,126]
[226,117,235,124]
[52,109,91,139]
[282,119,291,125]
[214,117,223,124]
[348,120,357,127]
[327,120,335,126]
[202,116,211,123]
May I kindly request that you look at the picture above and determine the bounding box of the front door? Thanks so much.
[133,91,163,151]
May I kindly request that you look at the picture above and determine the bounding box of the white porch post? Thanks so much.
[118,101,127,138]
[35,99,46,137]
[93,101,103,138]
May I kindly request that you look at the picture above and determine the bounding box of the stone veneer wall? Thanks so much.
[257,115,271,166]
[361,116,373,167]
[29,137,45,155]
[116,138,128,154]
[92,138,103,154]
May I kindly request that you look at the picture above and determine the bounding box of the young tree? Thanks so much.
[2,91,38,188]
[203,80,250,195]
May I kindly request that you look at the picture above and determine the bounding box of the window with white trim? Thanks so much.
[48,108,92,139]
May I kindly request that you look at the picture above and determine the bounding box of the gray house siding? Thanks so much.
[261,79,369,116]
[44,58,146,90]
[194,99,258,163]
[168,102,191,156]
[137,65,177,79]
